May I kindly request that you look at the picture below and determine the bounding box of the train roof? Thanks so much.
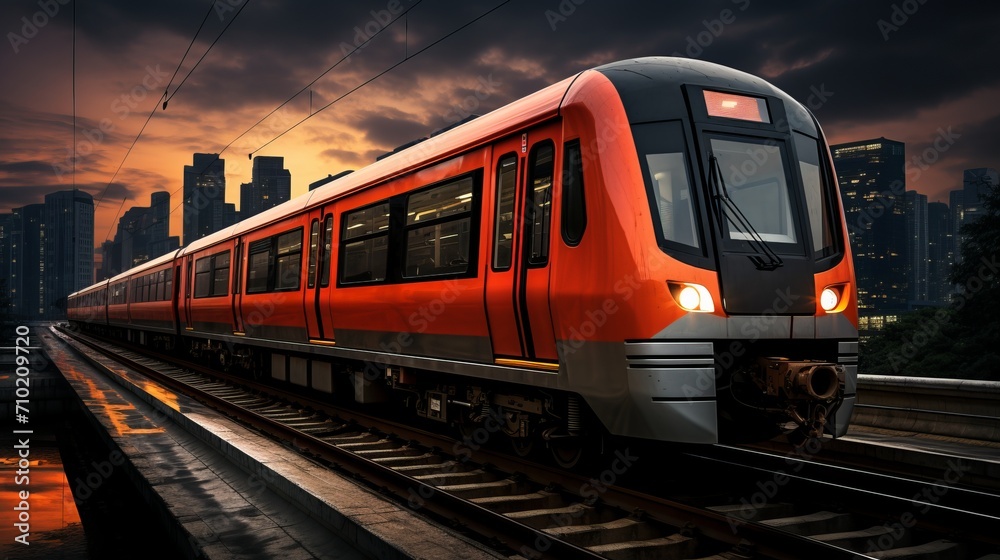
[179,71,579,256]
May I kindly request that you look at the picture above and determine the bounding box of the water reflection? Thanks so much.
[1,443,85,553]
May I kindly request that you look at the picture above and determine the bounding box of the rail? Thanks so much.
[853,374,1000,441]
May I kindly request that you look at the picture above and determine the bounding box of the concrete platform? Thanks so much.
[42,327,505,560]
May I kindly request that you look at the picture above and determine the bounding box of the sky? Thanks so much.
[1,0,998,249]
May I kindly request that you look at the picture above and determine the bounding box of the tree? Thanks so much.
[950,182,1000,330]
[861,182,1000,380]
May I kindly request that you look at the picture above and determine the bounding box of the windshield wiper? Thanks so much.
[708,154,783,271]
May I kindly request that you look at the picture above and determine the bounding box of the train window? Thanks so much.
[246,228,303,293]
[403,176,475,278]
[195,251,230,298]
[632,121,705,258]
[646,153,700,250]
[213,252,230,295]
[407,180,473,225]
[345,203,390,239]
[493,154,516,270]
[320,215,333,287]
[165,270,173,301]
[275,230,302,291]
[341,203,389,284]
[308,220,320,289]
[794,133,837,257]
[247,250,269,293]
[527,141,554,265]
[561,140,586,246]
[709,136,798,245]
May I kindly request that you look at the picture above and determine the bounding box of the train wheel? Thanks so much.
[510,436,535,458]
[549,440,584,469]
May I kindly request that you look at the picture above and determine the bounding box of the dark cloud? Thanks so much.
[2,0,999,228]
[351,109,428,148]
[0,160,56,174]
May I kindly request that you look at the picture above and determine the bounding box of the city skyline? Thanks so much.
[1,1,999,250]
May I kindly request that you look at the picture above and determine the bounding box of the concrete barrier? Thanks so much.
[852,375,1000,441]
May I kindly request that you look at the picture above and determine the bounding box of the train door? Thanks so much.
[485,131,559,367]
[232,237,244,333]
[304,209,336,343]
[184,255,194,330]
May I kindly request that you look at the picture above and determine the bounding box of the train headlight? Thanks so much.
[669,282,715,313]
[820,288,839,311]
[678,286,701,310]
[820,284,848,312]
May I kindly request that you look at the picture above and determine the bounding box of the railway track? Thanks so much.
[54,325,999,559]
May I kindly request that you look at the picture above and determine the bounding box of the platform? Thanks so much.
[41,327,505,560]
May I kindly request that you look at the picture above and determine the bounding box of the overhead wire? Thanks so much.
[216,0,424,159]
[97,0,252,243]
[162,0,252,107]
[247,0,511,157]
[110,0,511,246]
[162,0,218,109]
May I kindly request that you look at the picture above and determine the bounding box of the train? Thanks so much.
[69,57,858,465]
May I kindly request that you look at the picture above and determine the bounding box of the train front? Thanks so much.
[570,58,857,444]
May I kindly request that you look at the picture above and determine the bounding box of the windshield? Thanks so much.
[709,137,799,246]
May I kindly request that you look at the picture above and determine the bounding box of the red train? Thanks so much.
[69,57,858,463]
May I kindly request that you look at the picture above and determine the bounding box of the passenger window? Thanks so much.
[493,155,516,270]
[341,203,390,284]
[320,215,333,287]
[245,229,301,293]
[403,176,475,278]
[527,141,554,265]
[246,248,269,293]
[275,230,301,291]
[195,251,230,298]
[308,220,320,288]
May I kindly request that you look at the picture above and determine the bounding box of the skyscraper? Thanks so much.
[831,137,908,316]
[108,191,180,276]
[927,201,952,304]
[240,156,291,220]
[147,191,180,259]
[961,168,999,225]
[950,168,998,263]
[183,153,231,246]
[0,213,16,316]
[44,189,94,317]
[14,204,45,318]
[904,191,928,304]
